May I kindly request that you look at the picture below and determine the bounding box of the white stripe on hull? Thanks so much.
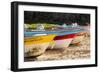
[53,38,73,49]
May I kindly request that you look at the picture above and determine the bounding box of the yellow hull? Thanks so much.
[24,34,56,57]
[24,34,56,45]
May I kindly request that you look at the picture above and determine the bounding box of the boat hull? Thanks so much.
[25,43,50,57]
[71,32,85,45]
[24,34,56,57]
[53,39,73,49]
[53,34,75,49]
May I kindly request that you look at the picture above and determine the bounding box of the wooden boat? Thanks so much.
[24,26,86,57]
[24,34,56,57]
[53,34,75,49]
[70,32,86,45]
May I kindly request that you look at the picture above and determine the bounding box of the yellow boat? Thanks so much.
[24,34,56,57]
